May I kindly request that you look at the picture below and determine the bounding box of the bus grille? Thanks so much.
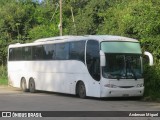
[119,86,134,88]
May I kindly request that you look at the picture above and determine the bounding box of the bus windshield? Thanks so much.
[102,54,142,79]
[101,41,142,79]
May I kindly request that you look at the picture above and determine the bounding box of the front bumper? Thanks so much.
[100,87,144,97]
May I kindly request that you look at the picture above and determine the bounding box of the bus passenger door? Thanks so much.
[86,40,101,97]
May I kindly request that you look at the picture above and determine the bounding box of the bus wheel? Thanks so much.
[21,78,28,92]
[78,82,86,99]
[29,78,36,93]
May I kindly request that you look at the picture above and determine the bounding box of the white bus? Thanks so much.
[7,35,153,98]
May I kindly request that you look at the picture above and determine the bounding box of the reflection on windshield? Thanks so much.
[102,54,142,79]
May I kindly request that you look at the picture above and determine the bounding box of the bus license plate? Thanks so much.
[122,94,129,97]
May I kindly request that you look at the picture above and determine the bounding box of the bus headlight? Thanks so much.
[104,84,117,88]
[137,84,143,87]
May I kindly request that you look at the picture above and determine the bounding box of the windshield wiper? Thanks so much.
[131,69,137,80]
[116,73,124,80]
[116,75,121,80]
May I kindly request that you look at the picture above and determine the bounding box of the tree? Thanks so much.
[64,0,109,35]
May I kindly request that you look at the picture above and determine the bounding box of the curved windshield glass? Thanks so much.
[102,54,143,79]
[101,41,142,54]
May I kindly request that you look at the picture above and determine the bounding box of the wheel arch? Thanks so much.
[29,77,35,86]
[20,77,26,88]
[75,80,87,95]
[28,77,36,93]
[20,77,29,92]
[20,76,31,89]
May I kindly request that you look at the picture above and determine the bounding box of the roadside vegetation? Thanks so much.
[143,65,160,101]
[0,0,159,100]
[0,66,7,85]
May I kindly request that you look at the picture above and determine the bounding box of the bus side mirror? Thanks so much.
[144,51,153,66]
[100,50,106,67]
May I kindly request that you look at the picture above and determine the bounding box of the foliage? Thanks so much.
[0,39,8,65]
[65,0,109,35]
[0,66,7,85]
[28,23,59,40]
[143,64,160,100]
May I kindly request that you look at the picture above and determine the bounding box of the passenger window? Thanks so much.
[9,47,22,61]
[24,47,32,60]
[56,43,69,60]
[69,41,85,62]
[9,48,14,61]
[44,44,56,60]
[32,45,45,60]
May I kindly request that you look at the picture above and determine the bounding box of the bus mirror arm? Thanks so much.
[100,50,106,67]
[144,51,153,66]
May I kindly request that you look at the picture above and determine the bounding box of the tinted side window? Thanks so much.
[15,47,22,60]
[32,45,45,60]
[56,43,69,60]
[9,47,22,61]
[23,46,32,60]
[86,40,100,81]
[9,47,32,61]
[44,44,56,60]
[9,48,14,61]
[69,41,85,62]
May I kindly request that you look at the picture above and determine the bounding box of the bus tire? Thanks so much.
[77,82,86,99]
[29,78,36,93]
[21,78,28,92]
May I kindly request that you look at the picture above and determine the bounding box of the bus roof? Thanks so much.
[34,35,138,42]
[9,35,139,48]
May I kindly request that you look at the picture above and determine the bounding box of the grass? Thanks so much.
[0,65,8,85]
[0,78,8,85]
